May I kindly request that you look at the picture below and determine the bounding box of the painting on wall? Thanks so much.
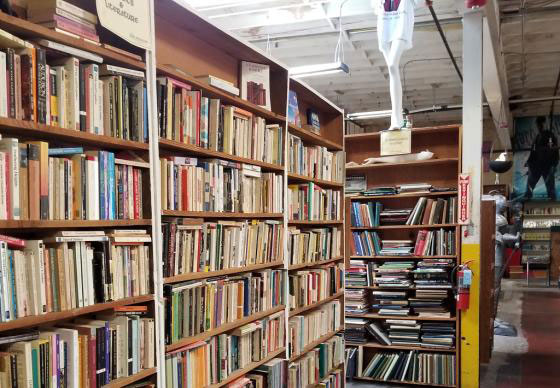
[512,115,560,200]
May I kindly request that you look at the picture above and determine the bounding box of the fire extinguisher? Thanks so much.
[466,0,486,7]
[456,264,473,311]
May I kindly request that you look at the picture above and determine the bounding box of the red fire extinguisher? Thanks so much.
[466,0,486,7]
[456,264,473,311]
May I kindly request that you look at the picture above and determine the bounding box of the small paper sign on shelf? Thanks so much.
[96,0,151,50]
[380,129,411,156]
[458,173,471,225]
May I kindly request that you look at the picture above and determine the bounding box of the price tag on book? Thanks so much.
[458,173,471,225]
[380,129,411,156]
[96,0,152,49]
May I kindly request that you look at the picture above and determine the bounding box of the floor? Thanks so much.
[347,279,560,388]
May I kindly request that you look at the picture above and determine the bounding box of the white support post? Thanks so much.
[461,8,484,388]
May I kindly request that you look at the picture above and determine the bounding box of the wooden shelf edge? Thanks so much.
[347,191,457,200]
[345,342,456,353]
[164,261,285,283]
[344,125,460,141]
[353,376,456,388]
[208,347,286,388]
[0,295,154,332]
[288,124,343,151]
[349,255,457,260]
[345,313,456,322]
[162,210,284,219]
[289,256,344,271]
[287,172,344,188]
[351,224,460,230]
[346,158,458,171]
[102,368,157,388]
[289,291,344,317]
[165,305,285,353]
[0,219,152,229]
[288,220,344,226]
[289,327,343,362]
[159,138,285,172]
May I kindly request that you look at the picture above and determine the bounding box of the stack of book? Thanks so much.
[371,291,410,317]
[345,289,370,315]
[287,133,344,183]
[344,317,369,344]
[346,260,374,287]
[28,0,100,44]
[163,269,285,344]
[360,350,456,385]
[413,259,454,289]
[379,240,414,256]
[0,139,148,220]
[165,311,284,386]
[157,77,283,165]
[365,321,391,345]
[288,183,341,221]
[373,261,415,288]
[288,300,341,358]
[0,230,152,322]
[287,226,342,266]
[252,358,287,388]
[161,219,284,278]
[350,201,382,227]
[287,333,344,387]
[420,322,456,349]
[345,176,366,196]
[288,263,344,310]
[380,208,413,225]
[1,311,155,387]
[363,186,397,197]
[413,229,456,256]
[160,158,283,213]
[397,183,432,194]
[351,231,381,257]
[386,319,421,346]
[406,197,457,225]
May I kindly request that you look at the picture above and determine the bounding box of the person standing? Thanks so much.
[525,116,559,199]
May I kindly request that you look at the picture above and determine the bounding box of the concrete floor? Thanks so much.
[347,279,560,388]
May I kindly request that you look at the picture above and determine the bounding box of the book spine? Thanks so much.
[21,54,35,121]
[108,152,116,220]
[56,0,98,25]
[0,52,6,117]
[79,64,87,131]
[38,142,49,220]
[51,14,98,37]
[36,48,47,124]
[50,68,59,126]
[6,49,15,119]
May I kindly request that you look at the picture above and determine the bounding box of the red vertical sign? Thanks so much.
[458,174,471,225]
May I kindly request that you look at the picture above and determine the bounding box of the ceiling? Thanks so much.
[184,0,560,129]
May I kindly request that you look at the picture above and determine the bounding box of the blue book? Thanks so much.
[132,316,139,373]
[9,251,16,319]
[98,152,106,219]
[32,347,39,388]
[48,147,84,156]
[0,242,5,322]
[107,152,116,220]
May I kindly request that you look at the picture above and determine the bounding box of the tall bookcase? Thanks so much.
[344,125,462,387]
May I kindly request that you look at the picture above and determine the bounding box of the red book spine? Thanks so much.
[0,234,25,249]
[5,152,10,219]
[52,14,97,35]
[133,168,139,219]
[88,336,96,388]
[51,17,100,42]
[196,92,201,147]
[181,168,187,212]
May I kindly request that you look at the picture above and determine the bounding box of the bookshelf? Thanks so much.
[345,125,462,387]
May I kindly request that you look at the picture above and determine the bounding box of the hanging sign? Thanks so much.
[458,173,471,225]
[96,0,151,49]
[380,129,411,156]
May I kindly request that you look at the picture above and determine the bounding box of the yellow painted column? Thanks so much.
[461,244,481,387]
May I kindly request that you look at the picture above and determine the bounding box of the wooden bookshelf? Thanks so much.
[288,256,344,271]
[102,368,158,388]
[164,261,285,283]
[346,157,459,171]
[289,327,344,362]
[351,223,459,230]
[289,220,344,226]
[350,255,457,259]
[162,210,284,219]
[346,342,456,353]
[344,125,460,141]
[347,191,458,200]
[0,219,152,230]
[289,291,345,318]
[308,363,344,388]
[287,172,344,188]
[288,123,343,151]
[353,376,456,388]
[346,313,457,322]
[0,295,154,333]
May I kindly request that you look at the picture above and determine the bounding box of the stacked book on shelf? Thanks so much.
[288,263,344,310]
[373,261,415,288]
[165,310,285,386]
[386,319,420,346]
[160,157,283,213]
[372,291,410,317]
[287,226,342,266]
[413,229,456,256]
[0,230,152,322]
[287,333,344,387]
[345,289,370,315]
[346,260,374,287]
[164,269,284,344]
[288,183,341,222]
[344,317,369,344]
[406,197,457,225]
[157,76,283,165]
[379,240,414,257]
[420,322,456,349]
[161,219,284,278]
[288,133,344,183]
[362,187,398,197]
[0,139,149,221]
[0,309,155,387]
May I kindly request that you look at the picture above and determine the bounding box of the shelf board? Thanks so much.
[346,285,416,290]
[159,138,285,172]
[289,291,344,317]
[289,327,344,362]
[351,224,459,230]
[165,305,285,353]
[344,125,460,141]
[0,219,152,230]
[349,255,457,260]
[158,65,286,124]
[0,117,149,151]
[288,220,344,226]
[0,295,154,333]
[347,158,459,171]
[102,368,157,388]
[208,347,286,388]
[347,191,457,200]
[287,172,344,189]
[162,210,284,219]
[353,376,456,388]
[346,313,456,322]
[0,11,145,70]
[289,256,344,271]
[288,123,343,151]
[164,261,284,283]
[346,342,456,353]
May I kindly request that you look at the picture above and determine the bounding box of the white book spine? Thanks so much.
[74,242,84,307]
[0,241,11,320]
[56,67,67,129]
[0,153,5,219]
[48,158,54,220]
[97,79,104,136]
[45,65,51,126]
[0,243,5,321]
[9,139,20,220]
[80,242,89,306]
[0,52,6,117]
[72,59,80,130]
[86,245,95,305]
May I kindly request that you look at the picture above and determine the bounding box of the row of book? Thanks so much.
[157,77,283,165]
[351,230,456,257]
[0,311,155,387]
[164,310,284,387]
[0,25,148,141]
[356,349,456,386]
[407,197,457,225]
[287,133,344,183]
[160,157,283,213]
[350,201,383,227]
[225,359,287,388]
[287,226,342,267]
[288,300,341,359]
[0,230,152,322]
[162,219,284,278]
[288,264,344,310]
[164,269,284,345]
[0,138,149,220]
[287,333,344,387]
[288,183,341,222]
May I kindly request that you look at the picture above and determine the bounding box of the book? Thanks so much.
[287,90,301,127]
[288,183,341,222]
[287,226,342,266]
[240,61,271,110]
[195,74,240,96]
[27,0,99,25]
[288,263,344,310]
[288,133,344,183]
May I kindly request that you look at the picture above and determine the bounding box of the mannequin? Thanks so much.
[373,0,432,129]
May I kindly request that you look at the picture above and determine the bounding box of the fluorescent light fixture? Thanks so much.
[347,110,392,120]
[291,62,349,79]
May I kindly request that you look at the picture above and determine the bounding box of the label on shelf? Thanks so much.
[96,0,152,49]
[380,129,411,156]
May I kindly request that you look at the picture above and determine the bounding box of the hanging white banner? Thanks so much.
[96,0,151,50]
